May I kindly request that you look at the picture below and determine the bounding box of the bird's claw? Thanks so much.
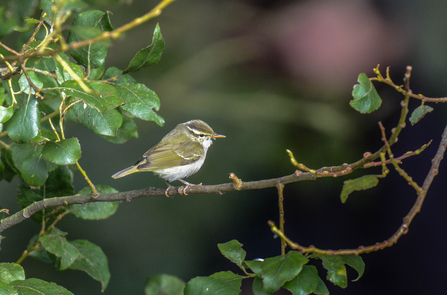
[180,182,202,195]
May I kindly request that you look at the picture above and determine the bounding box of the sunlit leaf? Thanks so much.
[18,71,43,94]
[42,138,82,165]
[68,10,114,68]
[340,175,379,203]
[124,24,165,73]
[350,73,382,113]
[283,265,319,295]
[0,263,25,284]
[10,278,73,295]
[6,96,40,143]
[71,103,122,136]
[262,251,309,293]
[60,80,124,112]
[113,83,164,126]
[0,106,14,124]
[218,240,246,269]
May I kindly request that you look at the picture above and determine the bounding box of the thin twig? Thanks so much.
[277,182,286,255]
[268,124,447,256]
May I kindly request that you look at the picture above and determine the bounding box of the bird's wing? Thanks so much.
[136,142,204,171]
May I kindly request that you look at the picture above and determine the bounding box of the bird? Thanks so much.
[112,120,225,195]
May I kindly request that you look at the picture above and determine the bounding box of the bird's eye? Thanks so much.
[199,134,205,138]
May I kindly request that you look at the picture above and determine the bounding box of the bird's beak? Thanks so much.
[212,133,226,139]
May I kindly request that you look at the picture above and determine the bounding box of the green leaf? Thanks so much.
[218,240,246,269]
[0,6,17,39]
[44,165,75,198]
[10,278,73,295]
[40,0,88,25]
[6,96,40,143]
[0,106,14,124]
[21,150,48,187]
[69,240,110,292]
[0,263,25,283]
[340,175,379,203]
[318,255,347,288]
[103,66,137,83]
[68,10,114,68]
[209,271,243,289]
[11,142,35,171]
[283,265,319,295]
[145,274,185,295]
[17,166,74,221]
[42,138,82,165]
[124,24,165,73]
[340,255,365,281]
[55,56,84,83]
[40,227,80,270]
[113,83,164,126]
[89,64,105,80]
[262,251,309,293]
[313,277,329,295]
[244,260,263,277]
[184,274,241,295]
[252,276,269,295]
[60,80,124,112]
[410,105,434,125]
[350,73,382,113]
[1,147,17,181]
[18,71,43,94]
[102,115,138,144]
[69,185,119,219]
[71,102,122,136]
[17,179,42,210]
[0,280,17,295]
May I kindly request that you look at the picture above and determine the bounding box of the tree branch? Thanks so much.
[269,122,447,255]
[0,172,317,234]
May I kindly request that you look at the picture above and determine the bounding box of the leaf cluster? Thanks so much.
[142,240,364,295]
[0,0,169,292]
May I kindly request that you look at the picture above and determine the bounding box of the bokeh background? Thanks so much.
[2,0,447,294]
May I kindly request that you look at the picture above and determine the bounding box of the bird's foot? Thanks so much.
[178,179,202,195]
[164,182,174,197]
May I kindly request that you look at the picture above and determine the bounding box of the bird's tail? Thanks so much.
[111,165,139,179]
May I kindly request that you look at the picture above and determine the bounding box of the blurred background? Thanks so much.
[2,0,447,294]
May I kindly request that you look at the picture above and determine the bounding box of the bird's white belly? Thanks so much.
[154,154,206,182]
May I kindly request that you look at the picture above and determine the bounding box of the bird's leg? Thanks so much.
[178,179,202,195]
[164,181,174,197]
